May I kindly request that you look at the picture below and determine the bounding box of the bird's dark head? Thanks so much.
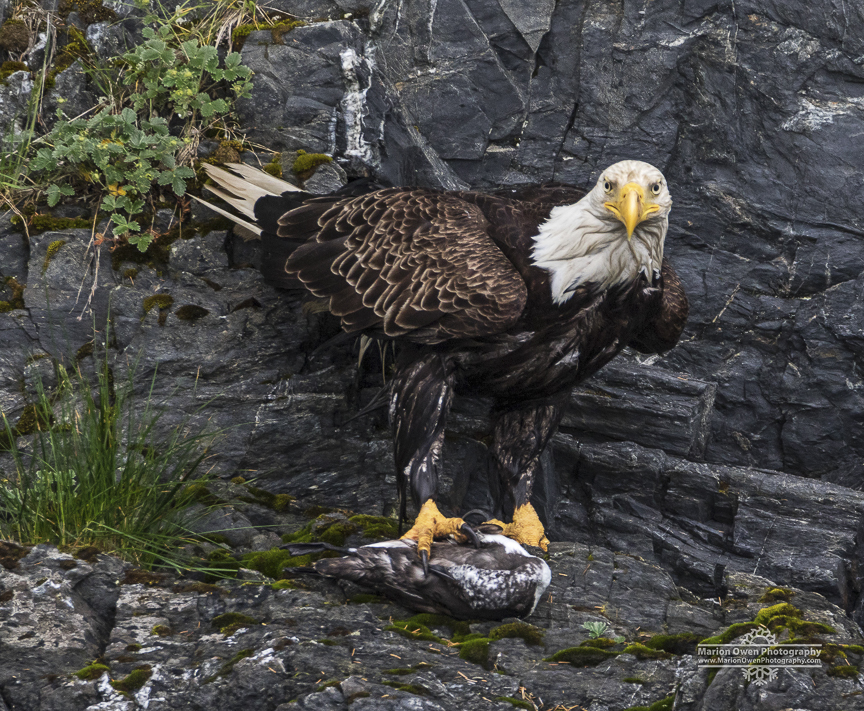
[591,160,672,240]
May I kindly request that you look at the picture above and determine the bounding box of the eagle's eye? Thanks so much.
[603,180,613,193]
[651,182,662,195]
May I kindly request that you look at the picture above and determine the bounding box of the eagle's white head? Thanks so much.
[531,160,672,304]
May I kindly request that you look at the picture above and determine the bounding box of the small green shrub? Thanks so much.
[27,7,252,252]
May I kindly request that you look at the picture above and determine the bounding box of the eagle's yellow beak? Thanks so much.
[604,182,660,239]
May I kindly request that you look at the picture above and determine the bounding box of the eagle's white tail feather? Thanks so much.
[223,161,302,194]
[189,194,262,237]
[203,182,260,220]
[200,163,272,219]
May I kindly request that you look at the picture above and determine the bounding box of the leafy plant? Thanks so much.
[582,620,610,639]
[25,3,252,251]
[0,353,227,573]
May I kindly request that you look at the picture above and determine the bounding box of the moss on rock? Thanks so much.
[73,663,110,681]
[544,646,618,666]
[42,240,67,274]
[489,621,544,646]
[111,666,152,693]
[293,149,332,177]
[0,20,30,54]
[212,612,260,635]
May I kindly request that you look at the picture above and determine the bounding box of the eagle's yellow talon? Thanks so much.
[401,499,466,560]
[486,503,548,552]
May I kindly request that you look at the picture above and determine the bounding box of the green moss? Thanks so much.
[293,150,333,176]
[263,153,282,178]
[73,663,110,680]
[621,643,672,660]
[754,603,800,625]
[0,61,28,84]
[211,612,260,635]
[271,579,299,590]
[123,268,139,280]
[643,632,701,655]
[458,638,490,666]
[241,548,301,579]
[751,603,835,640]
[111,666,152,693]
[382,681,427,696]
[75,341,94,361]
[142,294,173,326]
[142,294,174,314]
[42,240,67,274]
[384,613,477,645]
[231,476,246,484]
[151,624,173,636]
[699,622,760,646]
[622,695,675,711]
[0,20,30,54]
[489,622,544,647]
[110,237,172,271]
[580,637,616,649]
[495,698,532,710]
[827,664,860,678]
[175,304,210,321]
[318,638,338,646]
[206,648,254,681]
[230,20,304,49]
[316,679,342,691]
[125,644,142,652]
[271,19,305,42]
[349,514,399,540]
[758,587,795,603]
[382,667,415,676]
[242,486,296,512]
[58,0,115,25]
[623,677,647,684]
[544,646,618,666]
[30,215,90,233]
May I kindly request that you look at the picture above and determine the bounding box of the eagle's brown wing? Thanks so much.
[280,188,529,344]
[628,260,689,353]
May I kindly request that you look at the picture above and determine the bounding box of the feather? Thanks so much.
[222,161,302,194]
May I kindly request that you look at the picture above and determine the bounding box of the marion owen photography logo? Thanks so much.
[697,626,821,685]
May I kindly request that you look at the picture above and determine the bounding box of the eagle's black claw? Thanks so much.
[420,549,429,577]
[460,522,481,549]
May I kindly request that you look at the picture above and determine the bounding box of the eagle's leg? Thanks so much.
[486,399,566,551]
[390,352,468,568]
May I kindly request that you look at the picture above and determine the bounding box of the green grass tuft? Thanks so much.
[0,352,223,574]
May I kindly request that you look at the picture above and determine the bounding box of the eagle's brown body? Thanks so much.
[242,179,689,525]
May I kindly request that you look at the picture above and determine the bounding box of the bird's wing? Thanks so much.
[628,259,689,353]
[280,188,529,343]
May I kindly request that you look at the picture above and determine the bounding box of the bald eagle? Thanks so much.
[197,160,689,567]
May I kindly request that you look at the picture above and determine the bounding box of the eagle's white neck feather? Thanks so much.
[531,201,666,304]
[530,161,671,305]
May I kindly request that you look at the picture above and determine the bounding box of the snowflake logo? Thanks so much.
[744,665,777,686]
[739,626,777,647]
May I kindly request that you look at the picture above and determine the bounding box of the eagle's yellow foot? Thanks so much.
[401,499,477,573]
[487,503,549,552]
